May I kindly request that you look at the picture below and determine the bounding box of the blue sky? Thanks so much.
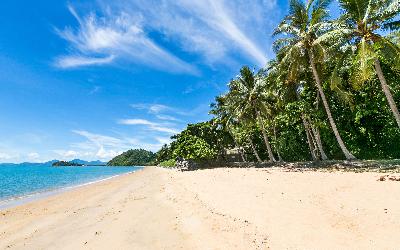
[0,0,340,163]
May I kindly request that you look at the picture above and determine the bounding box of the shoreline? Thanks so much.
[2,166,400,249]
[0,167,144,211]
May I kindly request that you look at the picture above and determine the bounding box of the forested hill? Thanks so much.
[107,149,156,166]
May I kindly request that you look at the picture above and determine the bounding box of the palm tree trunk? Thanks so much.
[308,49,356,160]
[229,131,246,162]
[302,114,318,161]
[310,99,328,160]
[248,138,262,162]
[374,59,400,129]
[309,121,328,160]
[256,112,276,162]
[239,147,246,162]
[273,124,282,162]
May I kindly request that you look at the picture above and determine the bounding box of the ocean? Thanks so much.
[0,164,141,208]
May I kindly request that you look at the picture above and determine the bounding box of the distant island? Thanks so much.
[52,161,83,167]
[52,159,108,167]
[108,149,156,166]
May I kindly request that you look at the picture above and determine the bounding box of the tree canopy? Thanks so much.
[107,149,156,166]
[153,0,400,164]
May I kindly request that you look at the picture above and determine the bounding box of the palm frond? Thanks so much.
[373,0,400,25]
[313,26,354,45]
[330,58,355,109]
[382,20,400,31]
[375,36,400,72]
[351,38,376,88]
[339,0,369,22]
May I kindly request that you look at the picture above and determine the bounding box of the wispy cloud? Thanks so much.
[55,129,168,161]
[55,55,115,68]
[72,130,124,147]
[155,114,181,122]
[56,0,280,72]
[118,119,180,134]
[130,104,172,114]
[55,5,198,74]
[89,85,101,95]
[130,103,189,118]
[100,0,278,66]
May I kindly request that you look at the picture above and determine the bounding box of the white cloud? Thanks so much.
[155,114,180,122]
[130,104,173,114]
[130,103,192,117]
[54,150,79,159]
[72,130,124,147]
[55,55,115,68]
[118,119,180,134]
[57,0,281,72]
[0,152,12,160]
[96,146,121,159]
[55,5,198,74]
[53,129,168,161]
[101,0,278,66]
[27,152,40,160]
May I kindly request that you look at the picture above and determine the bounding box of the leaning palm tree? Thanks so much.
[316,0,400,128]
[273,0,356,160]
[268,59,329,161]
[229,66,277,162]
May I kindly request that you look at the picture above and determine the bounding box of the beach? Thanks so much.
[1,166,400,249]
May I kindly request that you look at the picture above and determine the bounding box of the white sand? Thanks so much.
[1,166,400,249]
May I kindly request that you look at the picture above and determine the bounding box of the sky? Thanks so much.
[0,0,340,163]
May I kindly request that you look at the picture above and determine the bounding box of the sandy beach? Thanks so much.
[1,166,400,249]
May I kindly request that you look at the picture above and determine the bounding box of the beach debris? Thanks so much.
[378,175,389,181]
[377,175,400,181]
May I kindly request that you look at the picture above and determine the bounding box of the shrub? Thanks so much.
[159,159,176,167]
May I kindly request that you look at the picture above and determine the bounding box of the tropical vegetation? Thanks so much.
[107,149,156,166]
[151,0,400,165]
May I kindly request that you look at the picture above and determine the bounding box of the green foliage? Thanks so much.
[155,0,400,163]
[155,144,173,164]
[158,159,176,168]
[154,121,233,162]
[172,135,216,161]
[107,149,156,166]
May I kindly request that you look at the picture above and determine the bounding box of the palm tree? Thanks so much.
[229,66,277,162]
[268,59,328,161]
[273,0,356,160]
[210,94,263,163]
[316,0,400,128]
[210,96,246,162]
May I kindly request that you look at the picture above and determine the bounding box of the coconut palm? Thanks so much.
[316,0,400,128]
[268,59,329,161]
[228,66,277,162]
[211,93,264,163]
[273,0,356,160]
[210,96,246,162]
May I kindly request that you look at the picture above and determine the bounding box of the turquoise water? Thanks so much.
[0,164,141,203]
